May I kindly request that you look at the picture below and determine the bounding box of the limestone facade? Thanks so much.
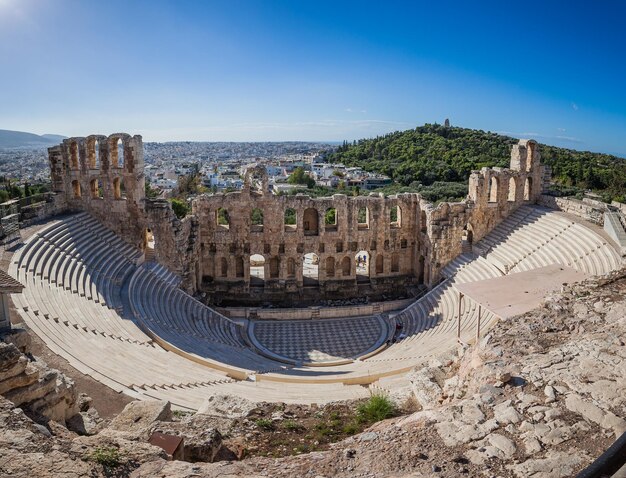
[47,136,546,304]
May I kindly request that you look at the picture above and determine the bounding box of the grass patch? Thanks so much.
[356,394,396,424]
[90,446,121,468]
[282,419,304,431]
[255,418,275,431]
[342,420,360,435]
[172,409,193,419]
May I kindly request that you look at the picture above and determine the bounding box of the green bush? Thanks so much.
[90,446,121,468]
[356,394,396,424]
[170,198,190,219]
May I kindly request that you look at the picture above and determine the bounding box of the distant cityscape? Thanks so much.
[0,141,392,197]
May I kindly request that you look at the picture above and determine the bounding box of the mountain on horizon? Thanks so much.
[0,129,67,149]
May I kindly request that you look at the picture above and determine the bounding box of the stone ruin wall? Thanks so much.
[146,199,201,291]
[48,133,147,250]
[422,139,545,280]
[46,136,546,301]
[191,178,423,304]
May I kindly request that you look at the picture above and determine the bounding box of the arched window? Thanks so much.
[70,141,79,169]
[391,253,399,273]
[117,139,124,168]
[110,138,123,168]
[390,205,401,228]
[325,257,335,277]
[508,177,516,202]
[375,254,384,274]
[216,208,230,229]
[524,177,533,201]
[341,256,351,276]
[72,180,81,198]
[303,208,318,236]
[357,207,369,229]
[284,208,297,231]
[87,138,100,169]
[325,207,337,231]
[251,208,263,231]
[286,258,296,278]
[220,257,228,278]
[489,176,499,203]
[235,257,244,278]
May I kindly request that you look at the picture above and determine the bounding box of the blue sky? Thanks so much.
[1,0,625,155]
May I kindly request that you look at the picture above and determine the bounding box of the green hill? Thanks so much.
[328,124,626,203]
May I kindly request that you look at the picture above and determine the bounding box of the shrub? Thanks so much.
[90,446,121,468]
[356,394,396,424]
[282,419,304,431]
[170,198,190,219]
[342,420,360,435]
[255,418,274,430]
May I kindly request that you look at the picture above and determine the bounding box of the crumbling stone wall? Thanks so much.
[191,177,423,304]
[145,199,201,293]
[47,136,545,302]
[48,133,147,249]
[538,195,606,225]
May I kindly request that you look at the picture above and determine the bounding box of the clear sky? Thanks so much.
[1,0,625,155]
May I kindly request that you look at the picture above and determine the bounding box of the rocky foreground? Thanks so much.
[1,268,625,477]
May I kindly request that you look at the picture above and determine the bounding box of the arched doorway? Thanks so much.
[355,250,370,282]
[303,252,319,286]
[250,254,265,287]
[143,227,155,261]
[462,225,473,254]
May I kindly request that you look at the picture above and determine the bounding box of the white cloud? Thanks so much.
[571,102,579,111]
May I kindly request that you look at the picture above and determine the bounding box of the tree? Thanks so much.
[287,167,315,188]
[145,180,160,199]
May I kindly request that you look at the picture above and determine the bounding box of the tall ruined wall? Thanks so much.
[47,135,546,300]
[48,133,147,249]
[191,177,425,303]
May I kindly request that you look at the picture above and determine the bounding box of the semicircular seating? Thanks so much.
[9,205,623,409]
